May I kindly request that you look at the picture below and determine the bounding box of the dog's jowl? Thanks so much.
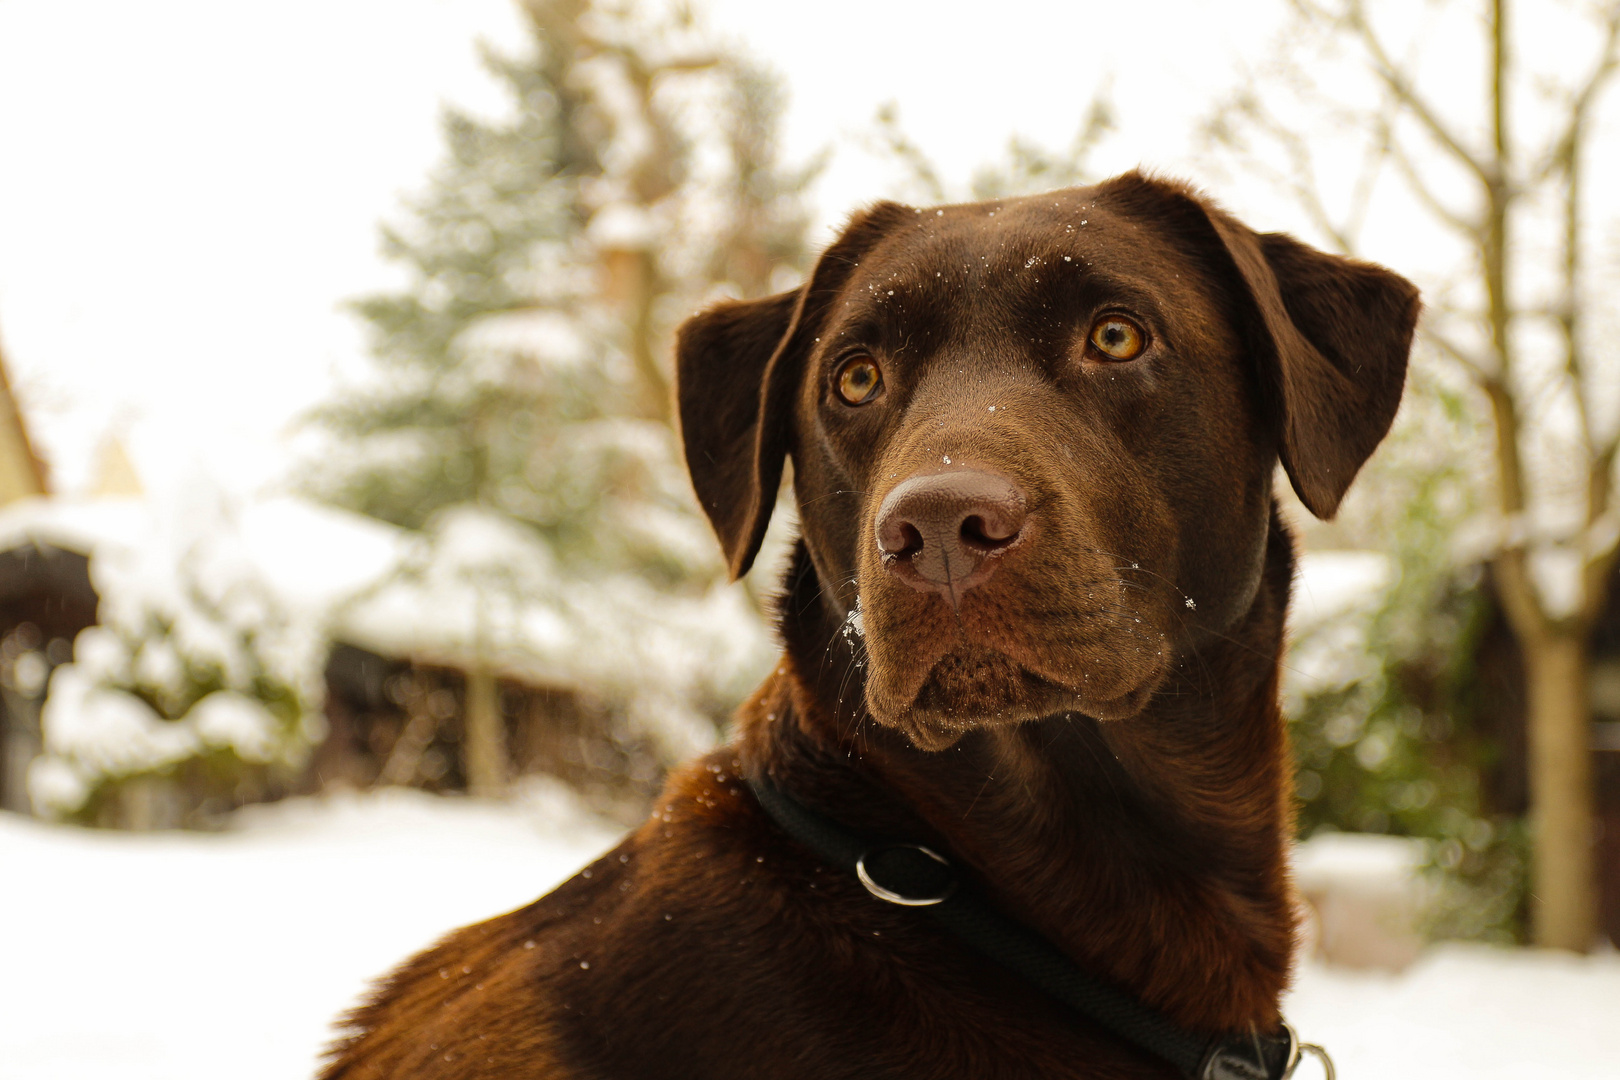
[321,172,1419,1080]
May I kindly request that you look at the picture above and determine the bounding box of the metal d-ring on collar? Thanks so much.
[855,843,958,906]
[1293,1038,1336,1080]
[1201,1021,1332,1080]
[748,773,1336,1080]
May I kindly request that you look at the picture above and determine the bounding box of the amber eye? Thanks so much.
[834,355,884,405]
[1088,316,1147,361]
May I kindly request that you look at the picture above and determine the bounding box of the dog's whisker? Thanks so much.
[797,488,871,510]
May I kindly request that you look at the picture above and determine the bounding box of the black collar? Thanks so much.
[748,774,1334,1080]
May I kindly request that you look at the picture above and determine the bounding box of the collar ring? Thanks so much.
[855,844,958,906]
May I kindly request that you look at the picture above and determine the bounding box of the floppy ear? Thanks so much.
[1100,172,1420,518]
[675,288,800,580]
[675,202,913,578]
[1206,211,1421,518]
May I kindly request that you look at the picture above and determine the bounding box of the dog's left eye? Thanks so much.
[1088,316,1147,361]
[835,355,884,405]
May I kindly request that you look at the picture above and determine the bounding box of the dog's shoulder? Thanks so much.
[317,752,803,1079]
[317,838,621,1078]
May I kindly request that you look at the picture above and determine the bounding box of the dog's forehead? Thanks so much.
[824,188,1210,345]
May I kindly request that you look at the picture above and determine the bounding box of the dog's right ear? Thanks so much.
[675,288,801,580]
[676,202,912,579]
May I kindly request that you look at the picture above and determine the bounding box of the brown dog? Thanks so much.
[321,172,1418,1079]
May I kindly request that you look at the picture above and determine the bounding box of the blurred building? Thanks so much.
[0,500,144,813]
[314,504,687,818]
[0,337,71,811]
[316,642,665,821]
[0,540,96,812]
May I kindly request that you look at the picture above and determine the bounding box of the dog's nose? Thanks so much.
[875,469,1027,599]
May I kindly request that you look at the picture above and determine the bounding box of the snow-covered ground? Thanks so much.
[1286,946,1620,1079]
[1,787,617,1080]
[4,791,1617,1080]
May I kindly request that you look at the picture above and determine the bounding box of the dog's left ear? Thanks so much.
[1105,174,1421,518]
[1209,213,1421,518]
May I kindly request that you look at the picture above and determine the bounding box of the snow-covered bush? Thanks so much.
[29,489,326,826]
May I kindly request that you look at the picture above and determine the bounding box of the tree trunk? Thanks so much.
[463,668,507,798]
[629,247,668,423]
[1525,629,1597,950]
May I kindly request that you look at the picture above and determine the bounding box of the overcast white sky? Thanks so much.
[0,0,1414,501]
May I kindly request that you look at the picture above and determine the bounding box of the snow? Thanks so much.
[1528,545,1585,621]
[3,792,1618,1080]
[1294,830,1427,891]
[1294,832,1429,973]
[0,495,148,560]
[186,691,285,763]
[1284,947,1620,1080]
[235,498,410,617]
[0,492,407,622]
[0,787,620,1080]
[337,505,570,673]
[455,309,592,369]
[34,665,197,797]
[588,201,660,250]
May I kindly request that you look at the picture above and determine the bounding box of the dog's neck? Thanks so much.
[737,509,1299,1037]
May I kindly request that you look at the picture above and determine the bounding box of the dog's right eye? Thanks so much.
[1088,316,1147,361]
[834,355,884,406]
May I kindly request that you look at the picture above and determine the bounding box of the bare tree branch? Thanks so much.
[1340,0,1496,185]
[1547,7,1620,462]
[1530,7,1620,185]
[1382,126,1479,237]
[1203,82,1381,254]
[1339,109,1394,247]
[1423,325,1495,383]
[864,103,947,205]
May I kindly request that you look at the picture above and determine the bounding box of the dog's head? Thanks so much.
[677,173,1418,750]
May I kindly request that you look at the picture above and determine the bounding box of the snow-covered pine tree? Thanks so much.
[306,0,816,798]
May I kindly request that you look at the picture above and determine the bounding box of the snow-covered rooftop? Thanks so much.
[0,492,408,619]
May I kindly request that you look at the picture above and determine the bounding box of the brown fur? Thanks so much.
[321,172,1419,1079]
